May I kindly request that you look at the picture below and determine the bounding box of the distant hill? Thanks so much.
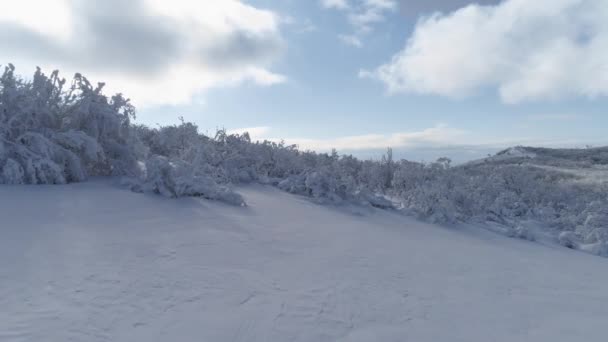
[471,146,608,168]
[464,146,608,186]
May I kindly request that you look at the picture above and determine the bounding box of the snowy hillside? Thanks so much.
[2,179,608,342]
[473,146,608,185]
[473,145,608,170]
[2,66,608,257]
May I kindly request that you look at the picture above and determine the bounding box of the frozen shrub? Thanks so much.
[0,65,137,184]
[133,155,245,206]
[357,189,394,209]
[559,231,579,249]
[508,225,535,241]
[278,174,307,195]
[1,158,25,184]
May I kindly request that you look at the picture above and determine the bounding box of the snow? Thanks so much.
[2,179,608,341]
[532,164,608,185]
[497,146,537,159]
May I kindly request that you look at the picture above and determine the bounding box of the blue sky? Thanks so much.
[2,0,607,161]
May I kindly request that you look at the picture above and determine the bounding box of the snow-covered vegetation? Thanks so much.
[2,66,607,256]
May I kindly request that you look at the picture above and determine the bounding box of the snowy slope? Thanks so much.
[2,179,608,342]
[469,145,608,170]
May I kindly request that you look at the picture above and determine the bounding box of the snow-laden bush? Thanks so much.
[508,225,535,241]
[130,155,245,206]
[388,158,608,255]
[274,150,375,204]
[559,231,578,249]
[1,158,25,184]
[1,66,243,204]
[0,65,139,184]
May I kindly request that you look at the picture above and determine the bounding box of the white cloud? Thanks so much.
[0,0,286,107]
[0,0,73,39]
[228,124,608,162]
[362,0,608,103]
[353,0,398,27]
[234,124,466,151]
[321,0,397,47]
[290,124,464,151]
[349,0,398,32]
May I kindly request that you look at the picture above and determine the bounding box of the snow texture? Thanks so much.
[1,180,608,341]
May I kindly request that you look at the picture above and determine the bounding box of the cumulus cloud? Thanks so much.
[321,0,398,46]
[362,0,608,103]
[0,0,286,107]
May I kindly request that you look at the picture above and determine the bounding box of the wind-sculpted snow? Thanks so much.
[1,65,608,256]
[2,181,608,341]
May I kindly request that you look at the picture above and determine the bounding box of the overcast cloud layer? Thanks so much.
[363,0,608,103]
[0,0,286,106]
